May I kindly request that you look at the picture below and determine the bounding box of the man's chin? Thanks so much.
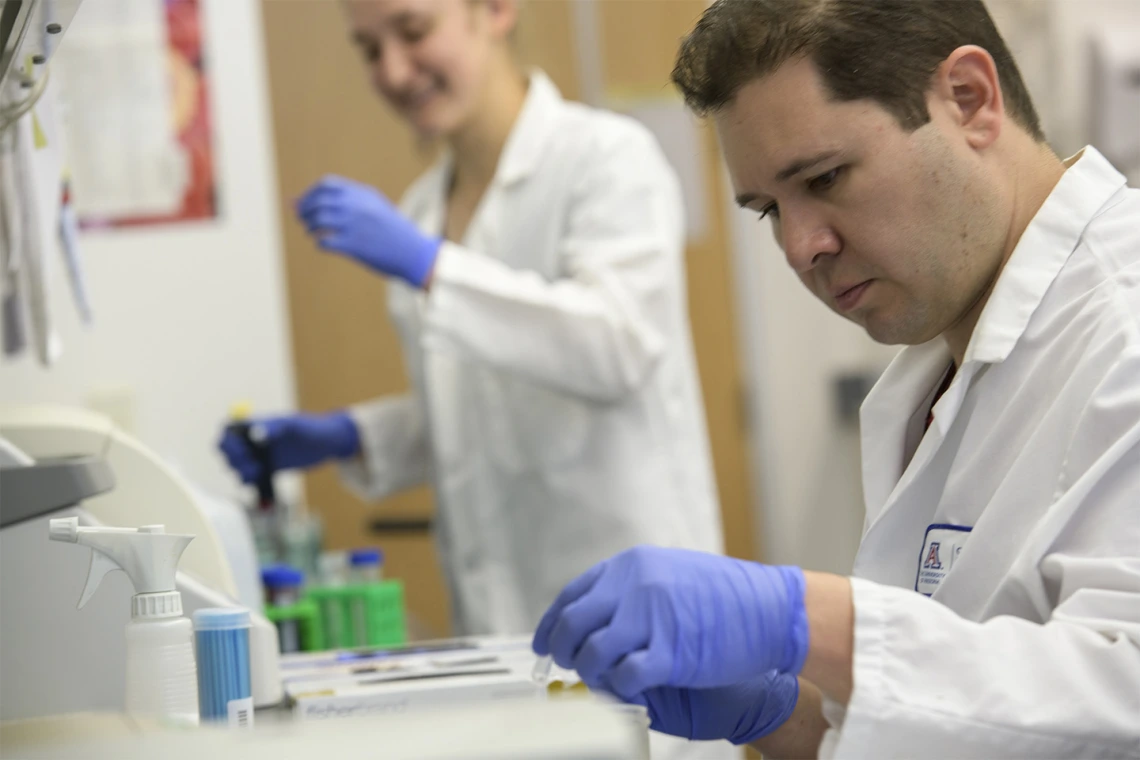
[865,322,940,348]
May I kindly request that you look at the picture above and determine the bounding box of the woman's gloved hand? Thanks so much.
[218,411,361,483]
[296,175,441,288]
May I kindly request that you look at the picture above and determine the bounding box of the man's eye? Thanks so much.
[808,167,843,192]
[758,203,779,221]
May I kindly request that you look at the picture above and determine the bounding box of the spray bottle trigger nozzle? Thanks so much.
[78,548,123,609]
[49,517,79,543]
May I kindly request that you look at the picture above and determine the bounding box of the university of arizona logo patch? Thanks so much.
[923,542,943,570]
[916,524,971,596]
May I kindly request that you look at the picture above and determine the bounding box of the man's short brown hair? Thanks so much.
[672,0,1044,141]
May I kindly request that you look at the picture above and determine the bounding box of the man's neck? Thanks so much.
[942,142,1068,365]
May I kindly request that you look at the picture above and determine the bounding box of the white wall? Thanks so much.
[1042,0,1140,182]
[731,0,1140,573]
[986,0,1140,169]
[0,0,297,503]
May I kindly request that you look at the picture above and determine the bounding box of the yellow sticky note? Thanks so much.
[32,112,47,149]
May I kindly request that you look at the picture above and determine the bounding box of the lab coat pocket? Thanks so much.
[480,372,592,472]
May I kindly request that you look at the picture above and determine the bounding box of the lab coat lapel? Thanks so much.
[859,340,953,530]
[493,71,563,188]
[874,361,983,532]
[468,71,564,259]
[858,148,1126,546]
[409,158,451,239]
[438,71,564,260]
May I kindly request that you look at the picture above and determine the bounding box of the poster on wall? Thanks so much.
[53,0,218,228]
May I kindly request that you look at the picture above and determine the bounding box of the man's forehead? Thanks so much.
[714,86,839,193]
[714,64,895,192]
[725,59,834,125]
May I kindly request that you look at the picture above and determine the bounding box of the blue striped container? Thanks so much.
[192,608,253,727]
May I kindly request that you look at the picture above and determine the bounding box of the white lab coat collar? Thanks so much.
[493,69,564,187]
[404,70,563,238]
[859,146,1129,528]
[964,146,1128,365]
[430,69,563,190]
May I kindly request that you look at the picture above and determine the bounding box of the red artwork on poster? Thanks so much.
[84,0,218,228]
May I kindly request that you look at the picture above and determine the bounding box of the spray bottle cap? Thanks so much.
[48,517,194,620]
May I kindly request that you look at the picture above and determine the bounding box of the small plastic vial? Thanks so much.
[348,547,384,584]
[532,655,554,684]
[318,550,348,587]
[261,564,304,653]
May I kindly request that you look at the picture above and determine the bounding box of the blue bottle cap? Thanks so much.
[349,547,384,566]
[193,607,252,631]
[261,564,304,588]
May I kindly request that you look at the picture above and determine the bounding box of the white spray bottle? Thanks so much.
[49,516,200,726]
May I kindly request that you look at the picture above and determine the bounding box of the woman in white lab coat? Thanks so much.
[219,0,723,637]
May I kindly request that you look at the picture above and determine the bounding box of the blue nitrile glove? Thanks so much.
[638,672,799,745]
[218,411,361,484]
[533,546,808,699]
[296,175,441,288]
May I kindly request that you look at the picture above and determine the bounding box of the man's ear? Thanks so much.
[930,45,1004,150]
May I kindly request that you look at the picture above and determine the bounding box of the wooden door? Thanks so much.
[591,0,757,564]
[261,0,758,640]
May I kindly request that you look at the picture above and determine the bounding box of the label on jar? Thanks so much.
[228,697,254,728]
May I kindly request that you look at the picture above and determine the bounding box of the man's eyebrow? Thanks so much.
[735,150,843,207]
[775,151,841,182]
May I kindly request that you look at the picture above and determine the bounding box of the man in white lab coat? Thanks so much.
[534,1,1140,757]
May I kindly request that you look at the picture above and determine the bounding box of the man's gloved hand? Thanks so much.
[218,411,361,483]
[639,672,800,745]
[296,175,441,288]
[533,546,808,699]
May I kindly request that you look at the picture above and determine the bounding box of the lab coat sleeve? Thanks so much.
[823,398,1140,759]
[822,576,1140,759]
[420,128,684,403]
[337,393,433,502]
